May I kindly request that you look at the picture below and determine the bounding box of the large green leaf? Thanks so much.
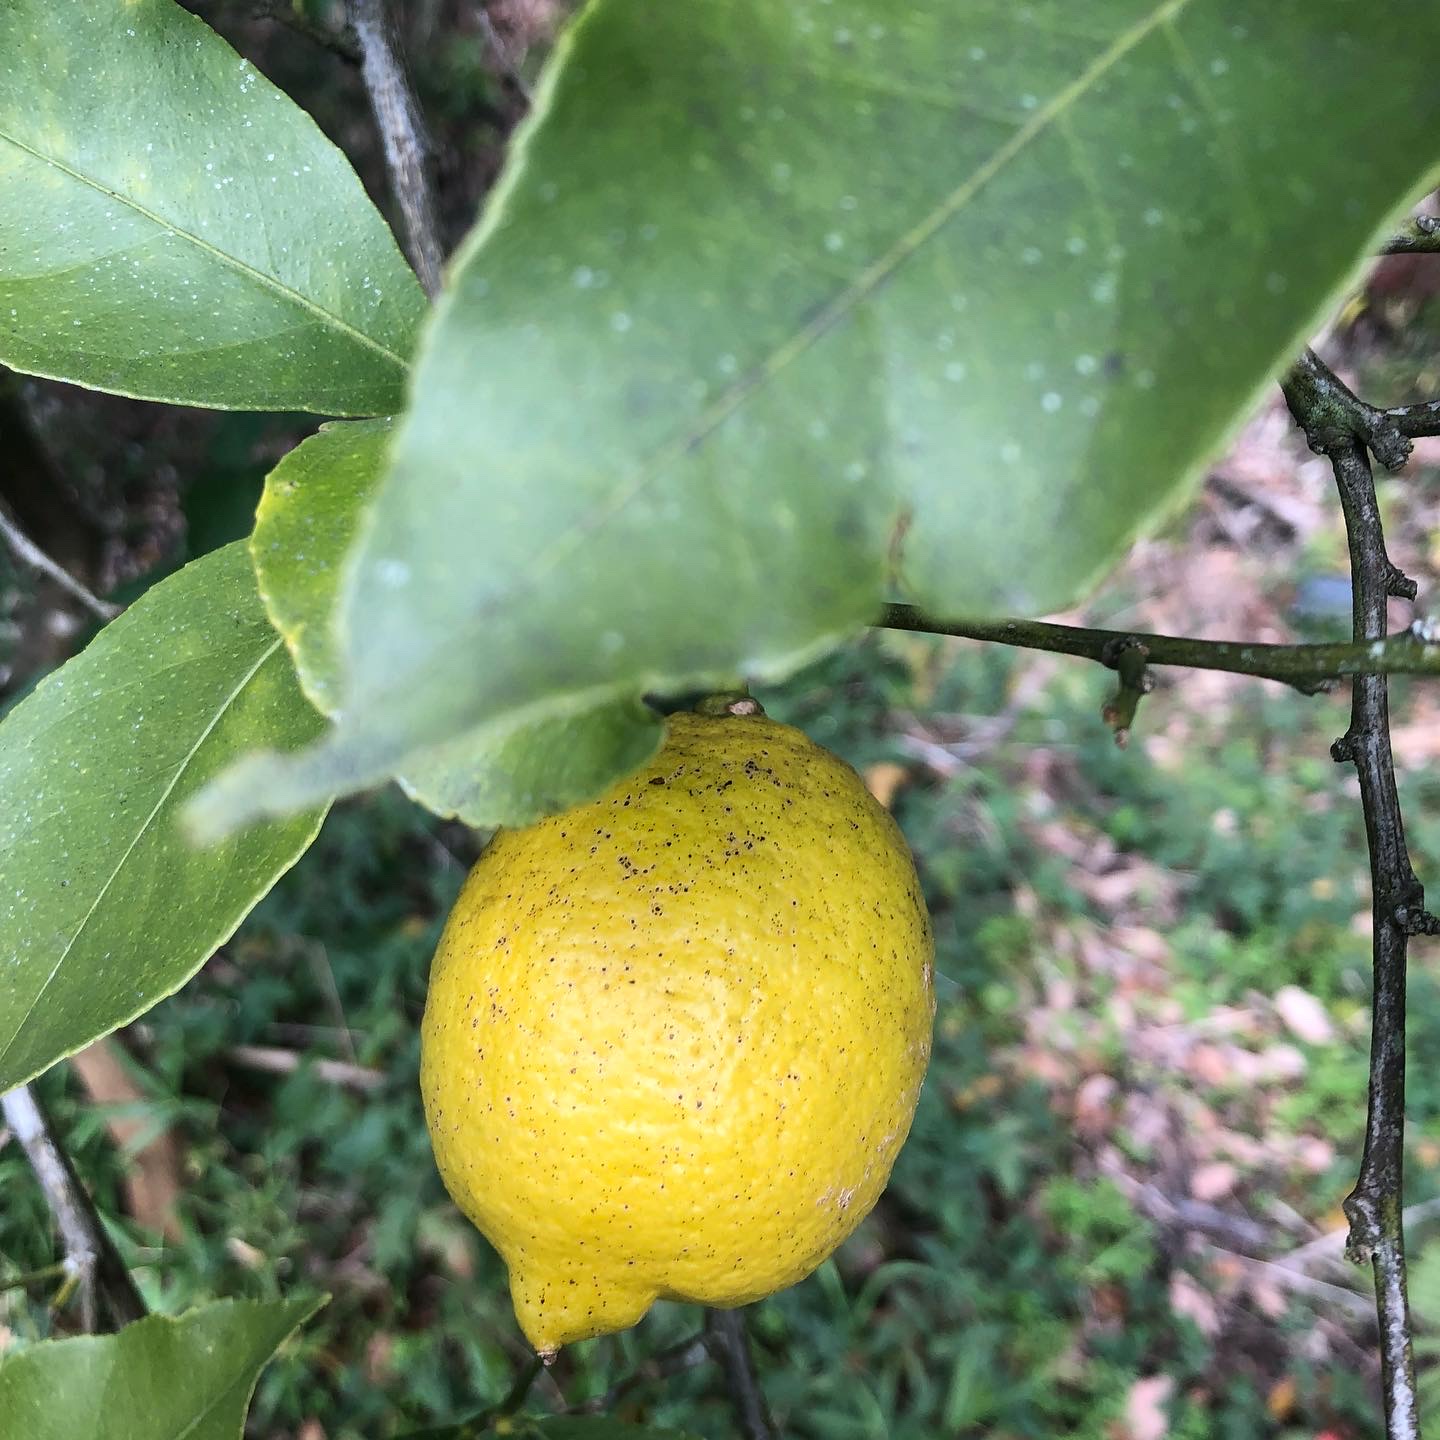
[191,0,1440,831]
[246,418,661,828]
[0,543,329,1092]
[0,0,425,414]
[0,1297,321,1440]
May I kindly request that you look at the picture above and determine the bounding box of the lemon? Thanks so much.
[420,705,935,1355]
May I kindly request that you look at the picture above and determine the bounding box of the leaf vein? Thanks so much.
[449,0,1196,614]
[0,637,284,1073]
[0,128,407,374]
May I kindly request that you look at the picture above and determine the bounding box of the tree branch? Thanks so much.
[1385,399,1440,440]
[704,1308,775,1440]
[347,0,443,298]
[1279,347,1440,447]
[0,507,119,623]
[1,1084,146,1333]
[248,0,362,63]
[876,607,1440,690]
[567,1330,709,1415]
[1282,368,1427,1438]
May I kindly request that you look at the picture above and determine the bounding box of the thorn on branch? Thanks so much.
[0,1083,146,1332]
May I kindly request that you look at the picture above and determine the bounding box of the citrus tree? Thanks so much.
[3,0,1440,1436]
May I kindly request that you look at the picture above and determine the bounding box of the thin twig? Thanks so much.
[1283,360,1430,1439]
[224,1044,386,1092]
[704,1308,775,1440]
[877,608,1440,690]
[1277,1196,1440,1277]
[416,1355,546,1437]
[1126,1180,1275,1254]
[1205,1245,1377,1322]
[1331,439,1422,1440]
[249,0,362,63]
[1385,400,1440,440]
[0,1084,146,1332]
[569,1330,710,1415]
[348,0,443,297]
[475,7,533,103]
[0,509,118,622]
[0,1261,68,1296]
[304,943,358,1064]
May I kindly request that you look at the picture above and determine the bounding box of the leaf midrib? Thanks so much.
[0,637,283,1075]
[456,0,1195,604]
[0,127,408,373]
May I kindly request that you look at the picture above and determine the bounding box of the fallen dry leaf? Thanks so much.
[1273,986,1335,1047]
[1170,1271,1221,1337]
[1121,1374,1175,1440]
[1266,1376,1297,1420]
[70,1037,183,1242]
[1190,1162,1239,1203]
[863,761,909,809]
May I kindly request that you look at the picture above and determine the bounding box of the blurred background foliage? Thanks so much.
[3,3,1440,1437]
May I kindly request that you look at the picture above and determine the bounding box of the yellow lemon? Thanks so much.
[420,705,935,1355]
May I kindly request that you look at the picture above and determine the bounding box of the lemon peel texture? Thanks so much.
[421,710,935,1354]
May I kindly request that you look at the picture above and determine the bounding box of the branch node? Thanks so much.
[1387,564,1419,601]
[1282,350,1414,473]
[1396,905,1440,937]
[1343,1190,1382,1267]
[1099,639,1153,746]
[1330,733,1357,765]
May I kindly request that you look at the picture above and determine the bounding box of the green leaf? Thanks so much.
[195,0,1440,828]
[250,418,397,715]
[241,418,661,830]
[0,543,329,1092]
[0,1297,322,1440]
[0,0,425,414]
